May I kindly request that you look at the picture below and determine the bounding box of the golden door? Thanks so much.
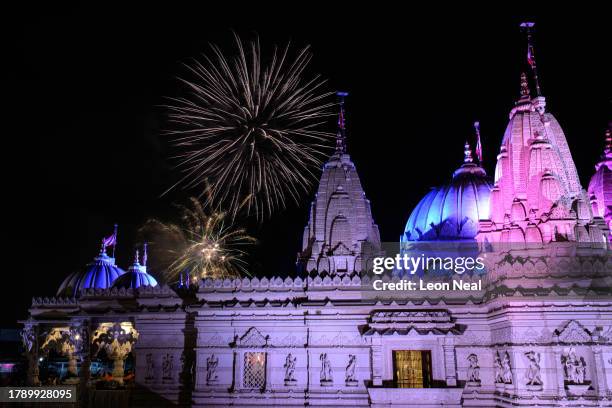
[393,350,432,388]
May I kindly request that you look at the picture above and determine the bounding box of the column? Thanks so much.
[20,323,40,386]
[592,346,607,397]
[552,347,566,396]
[443,336,457,387]
[370,334,383,386]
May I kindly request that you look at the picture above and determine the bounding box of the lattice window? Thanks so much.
[243,352,266,389]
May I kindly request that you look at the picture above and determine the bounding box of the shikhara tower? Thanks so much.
[298,93,381,274]
[588,128,612,239]
[477,72,608,248]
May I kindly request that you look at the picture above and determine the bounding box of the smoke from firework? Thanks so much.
[165,34,335,220]
[140,197,255,282]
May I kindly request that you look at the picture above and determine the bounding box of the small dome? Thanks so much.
[403,143,492,241]
[57,247,125,297]
[112,248,158,289]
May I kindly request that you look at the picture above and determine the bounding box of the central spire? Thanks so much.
[520,21,542,97]
[335,91,348,154]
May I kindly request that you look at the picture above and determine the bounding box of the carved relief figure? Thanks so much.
[319,353,333,383]
[162,354,173,379]
[501,351,513,384]
[180,351,195,384]
[145,353,154,380]
[283,353,296,382]
[206,354,218,384]
[524,351,543,386]
[345,354,357,383]
[561,348,587,384]
[467,354,480,382]
[494,351,504,383]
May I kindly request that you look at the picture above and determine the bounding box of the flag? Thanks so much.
[527,45,535,67]
[102,225,118,248]
[474,122,483,163]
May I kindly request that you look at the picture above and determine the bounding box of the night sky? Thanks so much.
[5,6,610,327]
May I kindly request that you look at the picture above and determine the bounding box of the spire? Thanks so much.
[520,72,530,98]
[335,91,349,154]
[605,128,612,155]
[464,141,474,163]
[474,121,483,163]
[142,242,148,267]
[520,22,542,97]
[133,249,140,266]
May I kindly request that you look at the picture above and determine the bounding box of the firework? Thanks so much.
[141,198,255,282]
[165,34,335,220]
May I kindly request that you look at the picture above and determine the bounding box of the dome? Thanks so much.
[112,247,158,289]
[402,143,492,241]
[57,247,125,297]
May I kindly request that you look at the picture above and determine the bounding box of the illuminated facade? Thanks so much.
[20,38,612,408]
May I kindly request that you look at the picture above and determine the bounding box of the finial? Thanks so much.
[520,72,530,97]
[335,91,349,154]
[474,121,483,163]
[142,242,148,267]
[520,22,542,97]
[133,248,140,265]
[100,239,107,255]
[464,141,473,163]
[605,128,612,154]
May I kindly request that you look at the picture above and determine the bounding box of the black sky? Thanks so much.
[4,6,611,327]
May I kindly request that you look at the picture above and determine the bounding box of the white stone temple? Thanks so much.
[20,30,612,408]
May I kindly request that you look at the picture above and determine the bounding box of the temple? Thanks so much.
[18,26,612,408]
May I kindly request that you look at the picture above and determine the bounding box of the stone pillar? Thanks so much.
[443,337,457,387]
[552,347,566,396]
[370,334,383,386]
[232,351,240,390]
[592,346,607,397]
[20,323,40,386]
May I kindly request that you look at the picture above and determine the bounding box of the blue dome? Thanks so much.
[57,249,126,297]
[112,261,158,289]
[402,150,492,242]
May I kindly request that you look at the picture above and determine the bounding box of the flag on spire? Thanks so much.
[520,22,541,96]
[335,91,349,154]
[474,121,483,163]
[102,224,118,249]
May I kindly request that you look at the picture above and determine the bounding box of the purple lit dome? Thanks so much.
[402,142,492,241]
[112,248,158,289]
[57,247,126,297]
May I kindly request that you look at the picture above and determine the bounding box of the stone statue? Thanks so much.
[524,351,542,386]
[162,354,173,380]
[494,351,504,383]
[319,353,333,383]
[562,348,587,384]
[345,354,357,383]
[145,353,155,380]
[206,354,218,384]
[501,351,513,384]
[466,354,480,382]
[283,353,296,382]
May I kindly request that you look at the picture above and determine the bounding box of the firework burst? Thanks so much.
[141,198,255,282]
[165,34,335,220]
